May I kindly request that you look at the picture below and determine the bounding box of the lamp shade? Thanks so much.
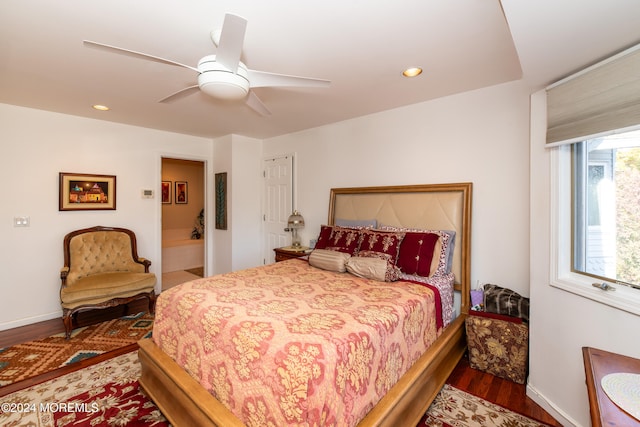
[287,210,305,228]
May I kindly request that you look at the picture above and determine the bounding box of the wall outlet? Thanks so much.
[14,216,30,227]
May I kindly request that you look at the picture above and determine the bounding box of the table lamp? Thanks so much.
[286,210,305,248]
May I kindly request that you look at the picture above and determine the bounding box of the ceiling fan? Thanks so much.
[83,13,330,116]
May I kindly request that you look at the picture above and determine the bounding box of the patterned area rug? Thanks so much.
[0,312,153,387]
[420,384,552,427]
[0,348,551,427]
[0,351,169,426]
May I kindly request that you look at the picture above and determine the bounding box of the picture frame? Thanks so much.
[59,172,116,211]
[215,172,227,230]
[161,181,172,204]
[175,181,188,204]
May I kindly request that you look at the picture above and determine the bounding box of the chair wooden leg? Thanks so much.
[62,310,74,340]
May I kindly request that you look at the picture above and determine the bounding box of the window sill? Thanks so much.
[551,272,640,316]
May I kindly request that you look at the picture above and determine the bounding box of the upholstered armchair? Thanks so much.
[60,226,157,339]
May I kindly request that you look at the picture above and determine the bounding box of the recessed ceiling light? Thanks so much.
[92,104,110,111]
[402,67,423,78]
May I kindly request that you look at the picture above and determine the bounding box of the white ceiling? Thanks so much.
[1,0,639,139]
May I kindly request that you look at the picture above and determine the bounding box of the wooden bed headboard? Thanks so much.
[328,183,472,310]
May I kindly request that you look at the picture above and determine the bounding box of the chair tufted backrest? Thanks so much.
[65,229,145,285]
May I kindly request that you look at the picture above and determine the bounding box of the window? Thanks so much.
[550,129,640,315]
[572,130,640,289]
[545,43,640,314]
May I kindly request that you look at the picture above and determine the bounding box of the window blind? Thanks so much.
[546,43,640,146]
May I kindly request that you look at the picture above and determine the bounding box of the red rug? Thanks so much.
[53,380,168,426]
[0,351,165,426]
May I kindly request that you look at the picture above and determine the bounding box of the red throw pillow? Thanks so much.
[325,226,361,255]
[468,309,523,324]
[314,225,333,250]
[357,230,405,262]
[396,232,441,276]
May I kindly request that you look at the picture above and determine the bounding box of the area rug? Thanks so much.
[419,384,551,427]
[0,350,169,426]
[0,312,153,388]
[0,348,551,427]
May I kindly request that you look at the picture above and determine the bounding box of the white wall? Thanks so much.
[212,134,263,274]
[529,92,640,426]
[230,135,262,271]
[264,80,532,295]
[0,103,213,330]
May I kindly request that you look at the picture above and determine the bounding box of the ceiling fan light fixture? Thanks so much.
[198,55,250,100]
[402,67,423,77]
[82,14,329,115]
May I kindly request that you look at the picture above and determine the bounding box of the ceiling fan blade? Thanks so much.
[246,91,271,116]
[215,14,247,73]
[83,40,199,73]
[247,69,331,89]
[158,85,200,103]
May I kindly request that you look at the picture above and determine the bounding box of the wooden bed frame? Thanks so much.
[138,182,472,427]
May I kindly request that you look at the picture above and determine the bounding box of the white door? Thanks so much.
[263,155,293,264]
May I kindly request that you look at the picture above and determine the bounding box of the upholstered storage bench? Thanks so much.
[465,310,529,384]
[60,226,157,338]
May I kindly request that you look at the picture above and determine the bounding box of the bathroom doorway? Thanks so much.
[161,157,205,290]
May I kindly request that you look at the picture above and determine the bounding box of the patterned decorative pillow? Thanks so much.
[379,225,454,276]
[395,232,441,277]
[483,284,530,322]
[346,256,401,282]
[308,249,351,273]
[325,226,362,255]
[314,225,333,250]
[357,229,405,261]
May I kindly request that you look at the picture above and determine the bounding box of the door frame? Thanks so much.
[157,153,211,291]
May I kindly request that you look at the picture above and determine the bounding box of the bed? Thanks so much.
[138,182,472,427]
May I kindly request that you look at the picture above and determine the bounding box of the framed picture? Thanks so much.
[215,172,227,229]
[161,181,172,204]
[175,181,188,204]
[59,172,116,211]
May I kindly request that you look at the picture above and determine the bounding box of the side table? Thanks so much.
[274,246,311,262]
[582,346,640,427]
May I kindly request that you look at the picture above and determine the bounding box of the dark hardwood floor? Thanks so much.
[0,302,562,426]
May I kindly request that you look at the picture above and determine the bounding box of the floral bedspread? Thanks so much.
[153,259,443,427]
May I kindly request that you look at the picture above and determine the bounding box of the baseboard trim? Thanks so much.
[0,311,62,332]
[526,383,582,427]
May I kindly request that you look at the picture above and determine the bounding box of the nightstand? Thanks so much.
[274,246,311,262]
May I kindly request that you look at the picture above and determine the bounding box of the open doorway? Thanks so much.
[161,157,205,290]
